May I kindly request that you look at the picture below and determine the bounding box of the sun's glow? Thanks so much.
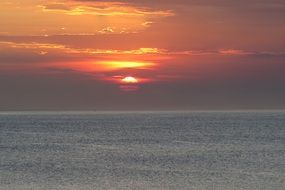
[122,76,138,83]
[96,61,155,70]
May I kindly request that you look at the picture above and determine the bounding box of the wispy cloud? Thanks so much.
[171,49,285,57]
[41,1,174,17]
[218,49,254,55]
[0,41,164,56]
[1,41,284,58]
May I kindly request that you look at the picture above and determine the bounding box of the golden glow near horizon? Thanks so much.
[95,61,155,70]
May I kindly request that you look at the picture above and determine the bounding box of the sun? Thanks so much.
[122,76,138,84]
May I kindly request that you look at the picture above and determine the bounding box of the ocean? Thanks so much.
[0,111,284,190]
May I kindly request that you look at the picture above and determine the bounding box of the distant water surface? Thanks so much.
[0,111,284,190]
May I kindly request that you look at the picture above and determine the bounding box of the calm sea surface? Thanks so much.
[0,111,284,190]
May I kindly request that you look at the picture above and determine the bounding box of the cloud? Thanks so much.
[42,3,72,11]
[0,0,173,36]
[73,0,285,10]
[171,49,285,57]
[41,1,174,17]
[218,49,253,55]
[0,41,165,57]
[2,41,285,61]
[98,27,115,34]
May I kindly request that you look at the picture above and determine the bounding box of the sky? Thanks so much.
[0,0,285,110]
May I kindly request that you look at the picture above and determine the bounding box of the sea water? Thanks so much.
[0,111,284,190]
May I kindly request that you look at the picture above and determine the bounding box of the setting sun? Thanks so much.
[122,76,138,83]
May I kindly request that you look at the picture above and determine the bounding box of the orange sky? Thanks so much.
[0,0,285,110]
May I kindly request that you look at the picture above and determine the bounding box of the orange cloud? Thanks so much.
[0,41,164,57]
[219,49,254,55]
[41,1,173,17]
[2,41,281,59]
[0,0,173,36]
